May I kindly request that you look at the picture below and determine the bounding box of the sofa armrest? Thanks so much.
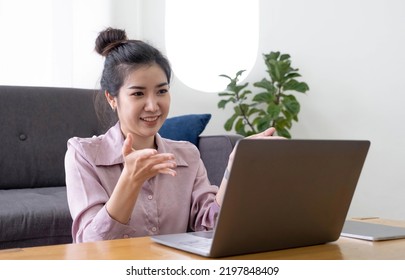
[198,134,243,186]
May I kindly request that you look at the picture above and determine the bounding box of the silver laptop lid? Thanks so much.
[209,139,370,257]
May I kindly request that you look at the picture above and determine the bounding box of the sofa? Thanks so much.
[0,85,242,250]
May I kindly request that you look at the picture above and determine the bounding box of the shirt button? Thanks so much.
[123,234,129,238]
[148,195,153,200]
[151,227,157,232]
[19,134,28,141]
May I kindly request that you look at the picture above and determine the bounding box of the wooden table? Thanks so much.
[1,218,405,260]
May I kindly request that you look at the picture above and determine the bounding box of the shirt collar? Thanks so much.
[155,133,189,167]
[94,122,124,166]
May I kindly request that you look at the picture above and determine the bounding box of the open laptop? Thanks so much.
[341,220,405,241]
[152,139,370,257]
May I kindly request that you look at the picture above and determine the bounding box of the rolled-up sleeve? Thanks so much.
[189,159,220,231]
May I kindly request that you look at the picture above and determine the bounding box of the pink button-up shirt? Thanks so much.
[65,122,220,243]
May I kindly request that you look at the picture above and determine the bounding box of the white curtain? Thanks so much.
[0,0,112,88]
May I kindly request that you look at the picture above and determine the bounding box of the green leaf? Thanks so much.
[235,69,246,77]
[279,115,293,129]
[217,100,228,109]
[239,89,253,100]
[285,72,301,79]
[264,51,280,61]
[280,54,291,61]
[253,91,274,103]
[276,116,294,130]
[283,79,309,93]
[282,96,300,115]
[257,115,272,132]
[233,104,249,118]
[276,127,291,139]
[224,114,238,131]
[270,60,281,81]
[233,105,242,116]
[267,59,291,84]
[219,74,232,80]
[278,60,292,81]
[267,103,281,119]
[235,118,246,136]
[220,70,245,82]
[217,97,236,108]
[283,110,291,122]
[296,82,310,93]
[218,92,235,97]
[248,107,263,116]
[253,78,276,92]
[233,82,249,94]
[252,116,262,126]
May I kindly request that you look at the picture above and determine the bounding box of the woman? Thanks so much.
[65,27,277,243]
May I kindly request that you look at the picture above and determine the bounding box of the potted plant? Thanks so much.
[217,51,309,138]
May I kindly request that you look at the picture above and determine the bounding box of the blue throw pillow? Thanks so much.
[159,114,211,146]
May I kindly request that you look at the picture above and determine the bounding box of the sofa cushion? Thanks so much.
[199,135,243,186]
[0,86,104,189]
[159,114,211,146]
[0,186,72,249]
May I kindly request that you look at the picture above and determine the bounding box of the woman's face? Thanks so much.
[108,63,170,148]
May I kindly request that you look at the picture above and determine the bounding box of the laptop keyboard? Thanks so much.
[178,231,214,249]
[190,230,214,238]
[179,237,212,249]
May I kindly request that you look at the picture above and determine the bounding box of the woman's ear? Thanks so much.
[105,91,117,111]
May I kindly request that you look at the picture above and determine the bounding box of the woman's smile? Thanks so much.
[140,115,161,125]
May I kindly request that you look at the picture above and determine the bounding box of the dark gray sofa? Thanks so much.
[0,85,242,250]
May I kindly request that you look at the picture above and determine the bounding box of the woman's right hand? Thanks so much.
[121,133,177,185]
[106,134,177,224]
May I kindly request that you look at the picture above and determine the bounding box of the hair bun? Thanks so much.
[95,27,128,57]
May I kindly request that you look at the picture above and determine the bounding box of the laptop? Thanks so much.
[341,220,405,241]
[151,139,370,257]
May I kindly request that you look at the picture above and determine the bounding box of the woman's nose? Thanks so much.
[144,96,158,112]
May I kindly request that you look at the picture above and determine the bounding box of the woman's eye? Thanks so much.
[132,92,144,96]
[158,89,168,95]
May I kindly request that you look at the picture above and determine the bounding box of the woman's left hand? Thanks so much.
[228,127,285,164]
[247,127,285,139]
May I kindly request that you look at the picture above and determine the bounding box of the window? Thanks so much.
[165,0,259,92]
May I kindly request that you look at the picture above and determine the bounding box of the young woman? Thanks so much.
[65,27,278,243]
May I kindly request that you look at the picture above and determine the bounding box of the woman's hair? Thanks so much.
[93,27,172,130]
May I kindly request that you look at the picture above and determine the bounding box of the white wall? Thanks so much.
[131,0,405,220]
[257,0,405,220]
